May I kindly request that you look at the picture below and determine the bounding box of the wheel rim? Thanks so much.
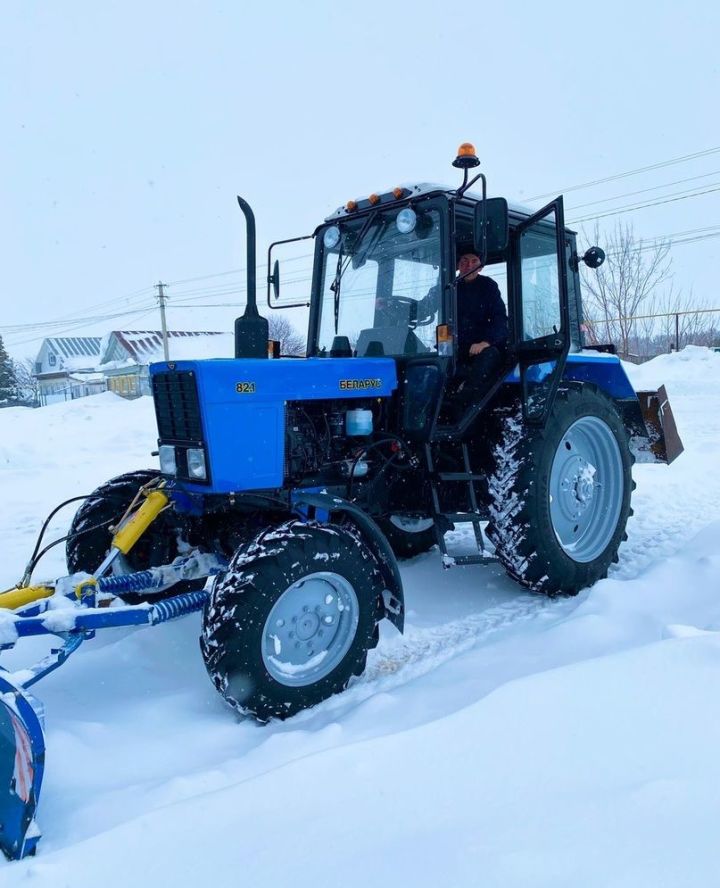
[261,572,360,687]
[549,416,624,563]
[388,516,434,533]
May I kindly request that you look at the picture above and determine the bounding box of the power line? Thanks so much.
[1,288,155,336]
[1,302,159,334]
[6,307,157,349]
[630,230,720,253]
[596,230,720,261]
[169,277,314,306]
[165,251,315,290]
[567,169,720,212]
[568,184,720,225]
[527,145,720,202]
[165,267,245,287]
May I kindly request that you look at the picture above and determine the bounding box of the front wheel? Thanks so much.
[201,521,384,722]
[487,385,634,596]
[66,469,184,582]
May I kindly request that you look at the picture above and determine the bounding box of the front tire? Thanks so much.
[486,385,633,596]
[201,521,384,722]
[66,469,185,593]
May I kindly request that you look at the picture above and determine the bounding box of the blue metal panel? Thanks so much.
[151,358,398,494]
[563,352,636,399]
[149,357,397,400]
[504,353,637,401]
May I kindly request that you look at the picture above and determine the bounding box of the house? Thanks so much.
[34,337,105,406]
[98,330,232,398]
[33,331,234,404]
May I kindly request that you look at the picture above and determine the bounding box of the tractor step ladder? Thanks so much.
[424,443,494,567]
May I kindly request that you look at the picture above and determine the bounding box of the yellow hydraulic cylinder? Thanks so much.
[0,584,54,612]
[111,489,170,555]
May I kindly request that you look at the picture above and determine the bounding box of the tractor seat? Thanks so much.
[355,327,430,357]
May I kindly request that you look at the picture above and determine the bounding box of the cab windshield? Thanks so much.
[316,205,443,356]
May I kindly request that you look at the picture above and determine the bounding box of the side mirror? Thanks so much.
[582,246,605,269]
[268,259,280,300]
[474,197,509,259]
[266,233,314,309]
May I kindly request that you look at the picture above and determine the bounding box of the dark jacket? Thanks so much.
[456,275,508,359]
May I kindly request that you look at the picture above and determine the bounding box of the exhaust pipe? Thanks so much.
[234,196,269,359]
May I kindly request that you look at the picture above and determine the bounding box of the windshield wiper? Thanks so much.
[330,245,344,335]
[330,210,379,335]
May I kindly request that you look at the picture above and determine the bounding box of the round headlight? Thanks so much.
[323,225,341,249]
[396,208,417,234]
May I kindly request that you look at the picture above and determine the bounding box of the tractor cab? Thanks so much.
[265,143,597,439]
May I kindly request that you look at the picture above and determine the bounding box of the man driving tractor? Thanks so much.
[417,248,508,405]
[455,249,508,402]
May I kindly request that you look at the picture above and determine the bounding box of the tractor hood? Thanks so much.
[149,357,398,494]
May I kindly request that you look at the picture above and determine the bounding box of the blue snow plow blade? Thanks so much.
[0,675,45,860]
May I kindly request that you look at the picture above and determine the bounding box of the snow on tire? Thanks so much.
[486,385,634,596]
[200,520,384,723]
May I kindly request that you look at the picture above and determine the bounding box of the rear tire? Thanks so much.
[486,385,633,596]
[376,516,436,559]
[201,520,384,722]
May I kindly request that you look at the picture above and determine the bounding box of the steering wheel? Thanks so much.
[391,295,437,328]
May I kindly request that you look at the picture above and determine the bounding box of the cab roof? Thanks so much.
[324,182,538,223]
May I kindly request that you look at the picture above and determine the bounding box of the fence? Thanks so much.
[584,306,720,361]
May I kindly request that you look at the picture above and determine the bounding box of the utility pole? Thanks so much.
[155,281,170,360]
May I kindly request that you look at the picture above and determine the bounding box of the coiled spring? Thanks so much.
[97,571,162,595]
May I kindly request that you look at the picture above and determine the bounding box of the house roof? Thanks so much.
[46,337,102,359]
[110,330,224,362]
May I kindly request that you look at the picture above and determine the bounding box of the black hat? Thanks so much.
[456,244,479,261]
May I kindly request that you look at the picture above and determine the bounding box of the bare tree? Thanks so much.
[581,222,672,357]
[12,358,41,406]
[633,294,660,358]
[651,287,710,351]
[268,314,305,356]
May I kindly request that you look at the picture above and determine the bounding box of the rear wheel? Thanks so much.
[65,469,185,594]
[201,520,384,722]
[376,515,436,559]
[486,385,633,596]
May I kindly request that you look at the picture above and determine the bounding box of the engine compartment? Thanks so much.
[285,399,388,485]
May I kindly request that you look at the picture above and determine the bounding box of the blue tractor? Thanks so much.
[0,144,683,857]
[65,143,682,722]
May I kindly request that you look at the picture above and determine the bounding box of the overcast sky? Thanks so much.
[1,0,718,358]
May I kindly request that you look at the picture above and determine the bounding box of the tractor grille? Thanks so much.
[152,371,203,443]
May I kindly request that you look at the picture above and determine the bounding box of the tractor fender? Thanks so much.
[560,355,683,462]
[291,492,405,633]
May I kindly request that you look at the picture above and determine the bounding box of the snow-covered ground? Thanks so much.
[0,347,719,887]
